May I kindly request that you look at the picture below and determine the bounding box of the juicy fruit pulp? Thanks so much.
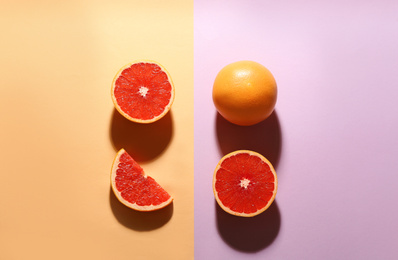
[213,150,277,217]
[111,149,173,211]
[111,60,175,123]
[212,60,277,126]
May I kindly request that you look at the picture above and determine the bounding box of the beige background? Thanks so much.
[0,1,193,259]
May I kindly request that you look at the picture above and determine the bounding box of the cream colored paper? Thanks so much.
[0,1,193,259]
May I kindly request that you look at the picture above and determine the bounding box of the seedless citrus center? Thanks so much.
[138,86,149,97]
[240,178,251,189]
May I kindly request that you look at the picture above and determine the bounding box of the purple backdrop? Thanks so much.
[194,1,398,259]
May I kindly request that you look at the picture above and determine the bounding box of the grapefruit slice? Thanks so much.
[111,149,173,211]
[213,150,277,217]
[111,60,175,123]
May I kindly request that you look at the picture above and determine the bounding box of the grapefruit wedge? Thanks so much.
[111,60,175,123]
[111,149,173,211]
[213,150,277,217]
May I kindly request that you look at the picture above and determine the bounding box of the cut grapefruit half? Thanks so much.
[111,149,173,211]
[111,60,175,123]
[213,150,277,217]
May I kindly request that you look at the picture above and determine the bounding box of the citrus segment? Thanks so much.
[111,60,175,123]
[212,60,277,126]
[213,150,277,217]
[111,149,173,211]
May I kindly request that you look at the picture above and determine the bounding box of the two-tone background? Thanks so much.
[1,0,398,259]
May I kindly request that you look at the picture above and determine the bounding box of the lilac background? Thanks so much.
[194,1,398,259]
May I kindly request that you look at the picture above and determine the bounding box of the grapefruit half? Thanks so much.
[213,150,277,217]
[111,60,175,123]
[111,149,173,211]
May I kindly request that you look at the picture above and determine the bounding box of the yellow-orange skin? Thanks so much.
[212,61,277,126]
[213,150,278,217]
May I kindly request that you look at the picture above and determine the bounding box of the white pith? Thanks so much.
[138,86,149,97]
[240,178,250,189]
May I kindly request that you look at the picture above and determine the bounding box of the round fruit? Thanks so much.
[111,60,175,123]
[111,149,173,211]
[213,150,277,217]
[212,60,277,126]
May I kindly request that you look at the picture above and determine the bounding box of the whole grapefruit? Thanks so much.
[212,61,277,126]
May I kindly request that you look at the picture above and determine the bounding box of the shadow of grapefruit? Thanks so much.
[216,200,281,252]
[110,108,173,163]
[216,110,282,170]
[109,188,173,231]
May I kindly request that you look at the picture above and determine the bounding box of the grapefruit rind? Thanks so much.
[110,149,173,211]
[212,150,278,217]
[212,60,277,126]
[111,60,175,124]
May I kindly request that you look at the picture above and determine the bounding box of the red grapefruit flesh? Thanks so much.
[111,149,173,211]
[213,150,277,217]
[111,60,175,123]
